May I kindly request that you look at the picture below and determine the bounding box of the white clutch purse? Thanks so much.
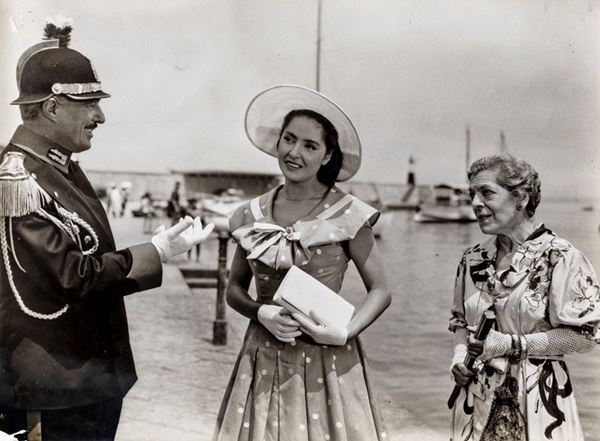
[273,265,354,329]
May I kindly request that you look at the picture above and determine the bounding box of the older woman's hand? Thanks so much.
[467,334,484,358]
[451,362,477,387]
[479,329,512,361]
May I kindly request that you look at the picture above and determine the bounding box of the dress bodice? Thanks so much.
[450,225,600,337]
[229,185,379,303]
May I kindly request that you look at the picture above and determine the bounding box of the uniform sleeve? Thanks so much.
[548,244,600,334]
[9,212,162,304]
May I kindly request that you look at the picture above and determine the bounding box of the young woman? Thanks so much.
[213,85,392,441]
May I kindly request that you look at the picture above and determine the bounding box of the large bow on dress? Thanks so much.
[238,222,310,270]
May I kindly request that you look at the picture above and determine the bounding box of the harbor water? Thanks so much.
[342,199,600,440]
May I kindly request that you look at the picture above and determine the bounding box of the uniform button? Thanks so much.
[53,191,59,198]
[84,235,92,244]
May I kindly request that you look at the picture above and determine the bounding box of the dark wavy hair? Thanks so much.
[278,109,343,187]
[468,153,541,217]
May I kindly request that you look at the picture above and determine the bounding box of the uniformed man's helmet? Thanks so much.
[11,19,110,105]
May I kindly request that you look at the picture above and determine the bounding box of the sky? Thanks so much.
[1,0,599,200]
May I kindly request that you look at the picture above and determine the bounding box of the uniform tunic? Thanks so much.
[214,186,389,441]
[450,225,600,441]
[0,126,162,410]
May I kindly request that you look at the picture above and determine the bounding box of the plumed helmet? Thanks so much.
[11,17,110,105]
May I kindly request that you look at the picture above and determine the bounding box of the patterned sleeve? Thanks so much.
[228,201,253,244]
[449,250,468,333]
[324,196,380,240]
[548,243,600,335]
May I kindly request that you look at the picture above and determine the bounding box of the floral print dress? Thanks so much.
[449,225,600,441]
[213,186,389,441]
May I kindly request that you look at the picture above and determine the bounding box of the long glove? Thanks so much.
[477,327,595,362]
[151,216,214,262]
[525,327,595,356]
[292,311,348,346]
[451,327,469,370]
[257,304,301,343]
[478,329,512,361]
[451,326,478,386]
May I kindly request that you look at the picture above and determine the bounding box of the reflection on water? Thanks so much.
[342,201,600,440]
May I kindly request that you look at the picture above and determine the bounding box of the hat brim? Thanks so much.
[10,90,111,105]
[244,85,361,182]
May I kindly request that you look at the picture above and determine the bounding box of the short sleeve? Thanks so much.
[228,201,252,236]
[449,250,468,332]
[325,196,380,240]
[548,244,600,332]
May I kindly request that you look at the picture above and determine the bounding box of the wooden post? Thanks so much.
[212,231,229,345]
[27,411,41,441]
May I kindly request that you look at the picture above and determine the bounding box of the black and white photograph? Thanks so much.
[0,1,599,440]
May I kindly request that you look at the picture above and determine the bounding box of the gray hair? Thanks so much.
[19,103,42,120]
[468,153,541,217]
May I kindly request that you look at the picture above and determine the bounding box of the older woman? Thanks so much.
[213,85,391,441]
[449,154,599,441]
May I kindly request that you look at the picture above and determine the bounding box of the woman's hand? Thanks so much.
[292,311,348,346]
[257,305,301,343]
[451,362,477,387]
[478,329,512,361]
[467,334,484,358]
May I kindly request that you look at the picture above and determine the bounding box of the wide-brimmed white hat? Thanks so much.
[244,85,361,181]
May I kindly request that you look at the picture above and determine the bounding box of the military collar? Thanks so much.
[9,125,72,174]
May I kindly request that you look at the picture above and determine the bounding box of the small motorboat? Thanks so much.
[413,184,476,223]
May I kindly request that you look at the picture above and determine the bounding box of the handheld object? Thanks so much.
[447,309,496,409]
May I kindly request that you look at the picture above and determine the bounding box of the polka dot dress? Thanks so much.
[214,187,387,440]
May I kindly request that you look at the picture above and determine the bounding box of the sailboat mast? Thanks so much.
[500,130,507,153]
[465,126,471,178]
[315,0,323,92]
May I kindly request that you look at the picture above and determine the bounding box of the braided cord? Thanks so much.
[56,206,99,255]
[1,217,69,320]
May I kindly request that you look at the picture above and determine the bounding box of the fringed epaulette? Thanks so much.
[0,151,51,217]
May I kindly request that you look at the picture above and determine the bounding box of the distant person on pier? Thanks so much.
[449,153,599,441]
[119,181,131,217]
[0,19,213,441]
[186,198,203,261]
[108,184,122,218]
[167,181,182,225]
[214,85,391,440]
[140,192,155,234]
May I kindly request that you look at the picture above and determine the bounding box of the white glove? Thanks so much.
[292,311,348,346]
[257,304,302,343]
[451,327,469,374]
[0,430,25,441]
[151,216,214,262]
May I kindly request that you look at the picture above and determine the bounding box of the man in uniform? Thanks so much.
[0,21,213,440]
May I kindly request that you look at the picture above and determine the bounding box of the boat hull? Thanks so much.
[413,205,476,223]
